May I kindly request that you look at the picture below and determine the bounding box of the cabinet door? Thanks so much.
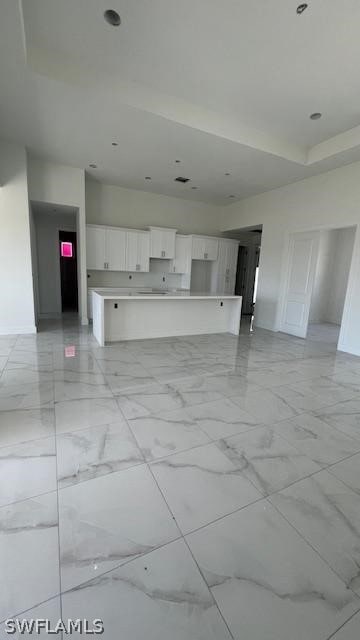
[105,228,127,271]
[204,238,218,261]
[171,236,191,273]
[126,232,150,272]
[137,233,150,272]
[86,227,106,270]
[126,232,139,272]
[150,229,175,258]
[226,242,239,275]
[191,236,205,260]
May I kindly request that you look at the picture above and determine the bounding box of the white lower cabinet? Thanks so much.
[126,231,150,272]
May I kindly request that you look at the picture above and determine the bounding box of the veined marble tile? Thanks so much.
[0,493,59,622]
[53,350,102,373]
[0,381,54,411]
[116,383,187,419]
[289,376,357,405]
[8,350,53,369]
[328,452,360,495]
[329,611,360,639]
[0,596,61,638]
[171,372,261,400]
[232,388,299,424]
[0,366,53,387]
[185,397,260,440]
[270,471,360,594]
[93,346,138,364]
[186,500,359,640]
[55,397,123,434]
[166,382,225,409]
[151,443,261,534]
[0,408,55,448]
[313,399,360,441]
[0,437,56,506]
[58,464,180,590]
[269,384,332,412]
[272,414,360,467]
[62,539,232,640]
[218,427,320,495]
[57,421,144,488]
[54,377,112,402]
[128,408,210,461]
[105,365,156,393]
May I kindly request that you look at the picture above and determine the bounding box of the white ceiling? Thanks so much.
[1,0,360,204]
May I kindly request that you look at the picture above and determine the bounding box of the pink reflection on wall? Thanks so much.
[61,242,73,258]
[65,345,76,358]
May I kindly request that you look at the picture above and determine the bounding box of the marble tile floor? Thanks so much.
[1,319,360,638]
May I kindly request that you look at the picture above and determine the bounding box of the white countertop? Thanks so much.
[92,290,241,300]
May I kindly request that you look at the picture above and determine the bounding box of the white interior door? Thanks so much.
[280,231,320,337]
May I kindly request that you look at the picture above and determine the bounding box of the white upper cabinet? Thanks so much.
[105,228,127,271]
[126,231,150,272]
[86,226,106,270]
[149,227,176,259]
[191,236,219,261]
[169,235,192,274]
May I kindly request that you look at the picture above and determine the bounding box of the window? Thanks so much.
[61,241,73,258]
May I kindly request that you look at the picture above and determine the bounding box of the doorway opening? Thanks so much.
[233,226,262,331]
[59,230,78,312]
[280,225,356,349]
[29,201,79,326]
[307,227,355,345]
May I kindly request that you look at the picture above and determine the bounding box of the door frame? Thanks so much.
[278,223,358,346]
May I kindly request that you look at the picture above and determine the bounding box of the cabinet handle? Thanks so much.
[136,264,140,271]
[226,268,230,275]
[204,252,208,259]
[161,250,166,258]
[173,265,176,272]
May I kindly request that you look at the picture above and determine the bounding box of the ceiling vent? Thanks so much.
[175,176,190,183]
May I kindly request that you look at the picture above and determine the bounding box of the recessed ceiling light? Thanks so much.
[225,172,231,176]
[228,195,235,198]
[89,163,97,168]
[310,112,322,120]
[104,9,121,26]
[111,142,118,146]
[191,186,198,190]
[175,159,181,163]
[296,3,308,15]
[145,176,152,180]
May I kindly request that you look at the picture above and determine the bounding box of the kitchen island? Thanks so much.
[91,290,242,345]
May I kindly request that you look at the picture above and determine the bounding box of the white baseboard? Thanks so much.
[0,325,37,336]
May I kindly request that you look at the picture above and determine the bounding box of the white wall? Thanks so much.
[222,161,360,355]
[34,211,76,318]
[0,141,36,335]
[28,157,87,323]
[86,179,222,235]
[326,227,355,325]
[309,230,336,323]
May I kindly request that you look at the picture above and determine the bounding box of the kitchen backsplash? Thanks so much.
[87,259,184,289]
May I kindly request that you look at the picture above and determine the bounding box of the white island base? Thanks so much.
[92,292,242,346]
